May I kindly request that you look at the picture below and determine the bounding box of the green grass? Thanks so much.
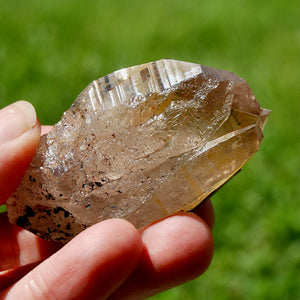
[0,0,299,299]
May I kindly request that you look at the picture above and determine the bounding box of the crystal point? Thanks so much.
[7,59,270,243]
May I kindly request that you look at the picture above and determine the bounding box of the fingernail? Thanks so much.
[0,101,38,144]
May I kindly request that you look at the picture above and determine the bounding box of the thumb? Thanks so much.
[0,101,40,204]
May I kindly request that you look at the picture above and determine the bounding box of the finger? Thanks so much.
[0,101,40,204]
[0,213,62,272]
[0,262,40,291]
[192,199,215,230]
[1,219,143,300]
[41,125,53,136]
[109,213,214,299]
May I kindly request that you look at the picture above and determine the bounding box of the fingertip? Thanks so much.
[0,101,38,145]
[0,101,41,203]
[192,199,215,230]
[109,213,214,299]
[71,218,143,260]
[141,213,214,278]
[56,219,143,299]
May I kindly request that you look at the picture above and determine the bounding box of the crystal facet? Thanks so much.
[7,59,270,243]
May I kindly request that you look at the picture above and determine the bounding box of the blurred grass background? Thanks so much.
[0,0,299,299]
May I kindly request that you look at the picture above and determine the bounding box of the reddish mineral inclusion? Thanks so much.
[7,59,270,243]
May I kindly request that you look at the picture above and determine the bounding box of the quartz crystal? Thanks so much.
[7,59,270,243]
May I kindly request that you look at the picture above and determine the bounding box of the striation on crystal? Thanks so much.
[6,59,270,243]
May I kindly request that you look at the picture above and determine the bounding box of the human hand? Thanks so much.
[0,101,214,300]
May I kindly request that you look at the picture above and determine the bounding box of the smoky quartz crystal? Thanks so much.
[7,59,270,243]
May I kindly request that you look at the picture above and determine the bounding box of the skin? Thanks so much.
[0,102,214,300]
